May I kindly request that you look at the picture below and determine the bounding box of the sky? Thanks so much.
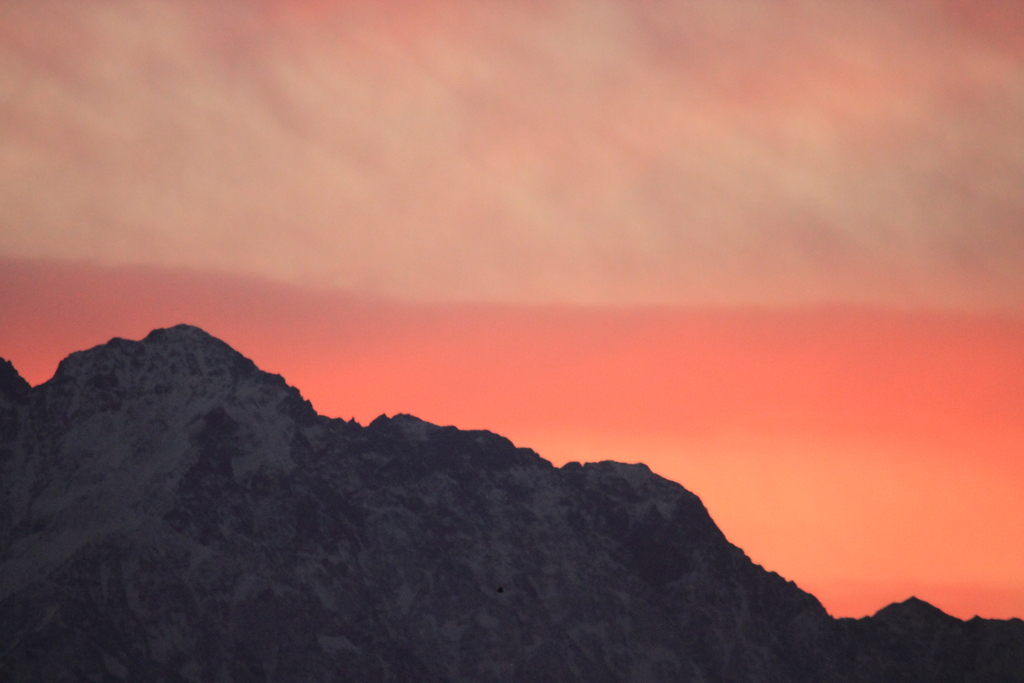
[2,0,1024,619]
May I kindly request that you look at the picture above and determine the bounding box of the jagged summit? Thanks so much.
[2,325,252,403]
[1,327,1022,682]
[32,325,318,432]
[875,596,959,621]
[48,324,263,392]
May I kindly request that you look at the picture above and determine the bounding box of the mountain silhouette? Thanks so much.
[1,325,1021,682]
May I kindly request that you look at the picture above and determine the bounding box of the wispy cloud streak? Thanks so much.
[2,0,1023,309]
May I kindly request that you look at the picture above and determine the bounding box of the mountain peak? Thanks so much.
[141,323,236,350]
[50,323,257,386]
[872,595,960,626]
[34,325,319,428]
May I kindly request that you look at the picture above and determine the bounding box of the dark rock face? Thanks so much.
[0,325,1021,682]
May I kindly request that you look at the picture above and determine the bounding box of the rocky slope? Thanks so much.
[1,325,1021,682]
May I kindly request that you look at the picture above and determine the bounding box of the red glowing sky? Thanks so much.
[2,0,1024,620]
[3,259,1023,620]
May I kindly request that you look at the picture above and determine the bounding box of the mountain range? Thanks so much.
[1,325,1022,682]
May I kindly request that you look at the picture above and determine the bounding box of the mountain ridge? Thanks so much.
[1,325,1021,682]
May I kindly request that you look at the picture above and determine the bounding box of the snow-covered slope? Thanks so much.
[1,326,1021,682]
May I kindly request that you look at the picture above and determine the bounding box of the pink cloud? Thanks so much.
[2,0,1023,309]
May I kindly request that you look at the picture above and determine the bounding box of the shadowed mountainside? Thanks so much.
[1,325,1022,682]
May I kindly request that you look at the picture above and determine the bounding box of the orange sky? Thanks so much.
[2,259,1023,620]
[2,0,1024,620]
